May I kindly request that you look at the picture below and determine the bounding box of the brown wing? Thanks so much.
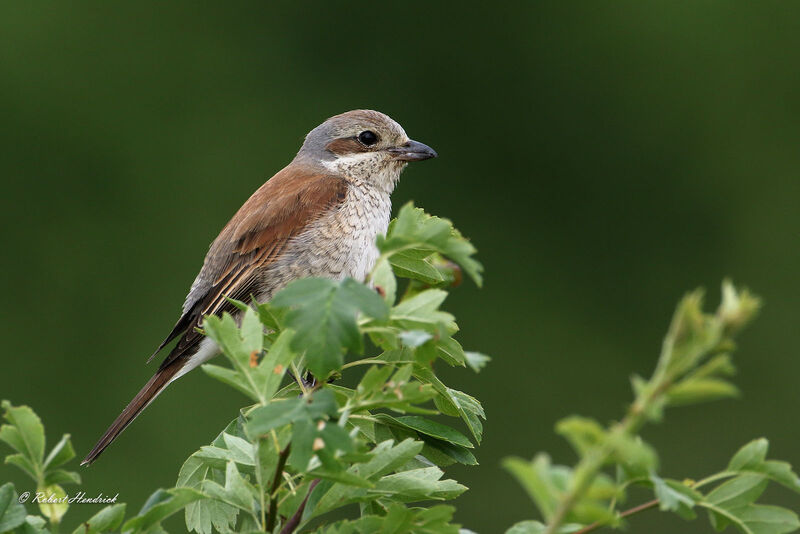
[153,167,348,370]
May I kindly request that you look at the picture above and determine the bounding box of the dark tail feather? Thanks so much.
[81,363,183,466]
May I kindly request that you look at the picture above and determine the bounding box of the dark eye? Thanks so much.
[357,130,379,146]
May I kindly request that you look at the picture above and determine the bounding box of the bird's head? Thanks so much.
[295,109,437,191]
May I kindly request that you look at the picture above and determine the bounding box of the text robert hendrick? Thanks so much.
[30,491,119,504]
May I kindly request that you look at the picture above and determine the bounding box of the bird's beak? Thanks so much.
[387,139,438,161]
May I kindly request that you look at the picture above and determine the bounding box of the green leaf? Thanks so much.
[0,483,27,532]
[391,290,455,332]
[398,330,433,348]
[201,461,256,514]
[308,468,373,488]
[389,253,445,285]
[36,484,68,525]
[504,521,584,534]
[312,439,424,516]
[729,439,770,471]
[378,203,483,286]
[14,515,50,534]
[200,364,256,400]
[203,313,254,367]
[356,366,393,396]
[255,301,286,331]
[465,351,491,373]
[734,504,800,534]
[176,423,239,534]
[4,454,38,480]
[413,367,485,444]
[43,469,80,486]
[374,415,473,448]
[555,416,606,457]
[42,434,74,471]
[420,435,478,466]
[121,488,206,532]
[246,389,337,438]
[666,378,739,406]
[272,278,388,378]
[726,439,800,493]
[70,503,126,534]
[706,474,769,511]
[323,504,461,534]
[506,521,547,534]
[1,401,45,471]
[371,466,467,501]
[651,474,700,520]
[371,257,397,306]
[502,455,562,522]
[702,502,800,534]
[434,336,466,367]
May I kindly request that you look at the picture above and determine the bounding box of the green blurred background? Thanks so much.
[2,2,799,532]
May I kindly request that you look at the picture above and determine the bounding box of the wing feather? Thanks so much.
[150,167,349,368]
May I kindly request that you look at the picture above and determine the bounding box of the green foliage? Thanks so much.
[0,205,484,533]
[2,208,798,534]
[168,204,485,532]
[505,281,800,534]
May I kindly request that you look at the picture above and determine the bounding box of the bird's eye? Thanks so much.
[357,130,379,146]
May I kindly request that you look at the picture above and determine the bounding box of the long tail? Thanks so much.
[81,362,183,466]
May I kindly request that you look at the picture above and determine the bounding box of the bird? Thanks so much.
[81,110,437,465]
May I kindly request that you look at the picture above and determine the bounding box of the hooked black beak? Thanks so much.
[388,139,438,162]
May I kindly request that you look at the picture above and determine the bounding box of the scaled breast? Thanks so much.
[259,183,391,299]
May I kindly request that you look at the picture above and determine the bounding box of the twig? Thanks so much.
[279,479,320,534]
[572,499,660,534]
[266,444,292,532]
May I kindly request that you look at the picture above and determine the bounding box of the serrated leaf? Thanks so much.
[378,203,483,286]
[651,474,700,520]
[201,461,256,513]
[398,330,433,348]
[391,290,454,332]
[177,440,238,534]
[246,389,337,438]
[465,351,490,373]
[272,278,388,378]
[312,440,424,516]
[413,367,485,444]
[372,466,467,501]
